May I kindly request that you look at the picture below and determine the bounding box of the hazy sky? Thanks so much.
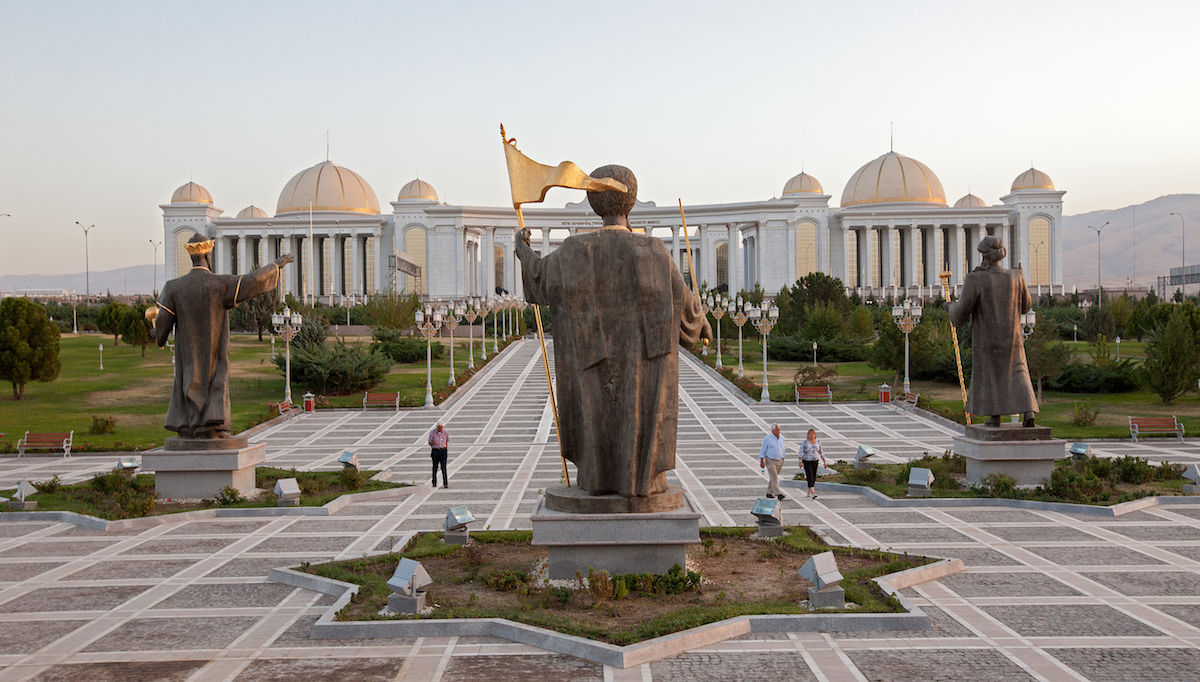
[2,0,1199,276]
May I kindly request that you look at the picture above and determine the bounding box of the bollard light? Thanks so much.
[274,477,301,506]
[387,558,432,597]
[117,457,138,472]
[444,505,476,532]
[751,497,783,535]
[338,451,359,470]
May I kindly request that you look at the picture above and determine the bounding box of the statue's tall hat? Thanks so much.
[185,233,215,256]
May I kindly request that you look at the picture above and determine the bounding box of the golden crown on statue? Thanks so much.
[184,239,215,255]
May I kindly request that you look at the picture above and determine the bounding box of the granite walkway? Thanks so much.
[3,339,1200,681]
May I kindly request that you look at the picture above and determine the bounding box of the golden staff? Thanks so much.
[678,199,701,300]
[940,270,971,425]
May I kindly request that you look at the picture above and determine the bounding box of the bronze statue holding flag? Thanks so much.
[503,128,710,505]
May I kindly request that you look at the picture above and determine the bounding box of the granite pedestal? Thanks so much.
[532,485,700,579]
[388,591,426,614]
[1184,484,1200,495]
[142,436,266,500]
[808,586,845,609]
[954,424,1066,488]
[444,530,469,545]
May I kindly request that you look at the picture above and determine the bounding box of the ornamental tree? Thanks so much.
[96,301,129,346]
[118,305,153,358]
[0,297,62,400]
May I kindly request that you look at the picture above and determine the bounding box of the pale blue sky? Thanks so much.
[2,0,1198,275]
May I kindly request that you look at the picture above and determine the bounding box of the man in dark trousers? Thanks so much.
[428,421,449,488]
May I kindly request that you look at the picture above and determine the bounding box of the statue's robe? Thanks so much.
[948,265,1038,417]
[516,228,709,497]
[153,263,281,438]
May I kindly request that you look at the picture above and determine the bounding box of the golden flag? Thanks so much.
[502,126,627,207]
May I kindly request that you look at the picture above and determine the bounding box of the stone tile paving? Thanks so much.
[3,339,1200,680]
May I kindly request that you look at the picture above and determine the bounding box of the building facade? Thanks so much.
[162,152,1065,303]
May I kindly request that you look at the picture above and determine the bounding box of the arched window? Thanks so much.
[494,244,505,292]
[174,228,197,277]
[1028,217,1051,289]
[795,221,818,277]
[405,227,427,295]
[715,242,729,289]
[846,229,858,288]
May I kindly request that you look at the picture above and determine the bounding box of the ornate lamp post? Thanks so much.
[698,295,710,356]
[730,296,750,378]
[750,302,779,402]
[464,298,481,369]
[891,299,923,394]
[414,303,443,407]
[1020,310,1037,339]
[478,298,490,361]
[1115,334,1121,360]
[444,302,464,385]
[271,307,303,405]
[488,297,498,353]
[707,293,726,368]
[813,340,818,367]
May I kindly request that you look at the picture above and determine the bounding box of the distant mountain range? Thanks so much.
[3,194,1197,295]
[1,264,158,296]
[1062,193,1198,290]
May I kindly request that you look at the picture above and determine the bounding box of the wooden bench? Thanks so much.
[17,431,73,458]
[274,401,302,420]
[363,391,400,411]
[795,385,833,405]
[893,392,920,413]
[1129,416,1184,443]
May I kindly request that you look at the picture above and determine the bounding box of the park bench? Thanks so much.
[363,391,400,411]
[1129,416,1184,443]
[17,431,73,458]
[795,385,833,405]
[274,401,302,420]
[893,392,920,413]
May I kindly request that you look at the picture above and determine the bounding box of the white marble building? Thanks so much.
[161,152,1064,303]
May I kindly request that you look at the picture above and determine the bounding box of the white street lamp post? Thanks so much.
[271,307,303,405]
[444,302,464,385]
[149,239,162,294]
[707,293,726,368]
[491,297,499,353]
[1088,222,1109,307]
[414,304,443,407]
[730,296,750,379]
[479,299,489,361]
[750,302,779,402]
[98,343,104,370]
[699,295,710,356]
[76,222,94,300]
[813,341,818,367]
[1116,335,1121,360]
[891,299,923,395]
[1171,212,1187,300]
[464,298,481,369]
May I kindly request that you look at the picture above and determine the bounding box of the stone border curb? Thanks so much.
[0,482,424,531]
[782,480,1200,516]
[267,554,961,669]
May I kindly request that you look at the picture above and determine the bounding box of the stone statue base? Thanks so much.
[543,484,685,514]
[954,424,1066,488]
[143,438,265,500]
[531,486,701,580]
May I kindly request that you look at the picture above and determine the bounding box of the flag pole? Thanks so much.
[515,200,570,487]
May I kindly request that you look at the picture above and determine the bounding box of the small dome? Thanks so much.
[953,193,988,208]
[782,172,823,195]
[276,161,380,215]
[1011,167,1054,191]
[171,182,213,204]
[236,205,269,219]
[841,152,946,207]
[398,178,438,202]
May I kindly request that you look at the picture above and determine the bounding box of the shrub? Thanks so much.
[978,473,1018,497]
[32,475,62,493]
[339,466,364,491]
[89,416,117,435]
[274,340,392,395]
[1070,402,1100,427]
[588,567,614,602]
[1051,360,1138,393]
[1141,309,1200,403]
[215,486,245,506]
[1046,467,1111,503]
[372,329,445,363]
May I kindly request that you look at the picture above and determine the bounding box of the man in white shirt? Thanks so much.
[759,424,787,500]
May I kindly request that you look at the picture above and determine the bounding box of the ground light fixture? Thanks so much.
[338,451,359,470]
[274,478,301,506]
[1183,464,1200,495]
[10,481,38,510]
[751,497,783,537]
[117,457,139,472]
[854,444,876,470]
[387,558,432,614]
[443,505,476,544]
[1069,443,1090,461]
[799,551,845,608]
[908,467,934,497]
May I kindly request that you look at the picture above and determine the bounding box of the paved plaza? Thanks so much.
[4,340,1200,680]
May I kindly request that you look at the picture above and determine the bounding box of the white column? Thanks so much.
[860,228,873,290]
[901,224,917,289]
[350,235,361,296]
[672,225,680,272]
[839,226,851,286]
[373,227,384,294]
[882,224,896,294]
[1001,220,1012,270]
[727,223,740,294]
[281,237,296,296]
[484,227,495,296]
[542,226,550,255]
[504,229,516,294]
[787,220,797,284]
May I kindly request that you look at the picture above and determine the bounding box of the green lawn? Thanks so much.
[0,332,507,452]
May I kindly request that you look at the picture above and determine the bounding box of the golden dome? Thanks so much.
[276,161,380,215]
[398,178,438,202]
[782,172,823,195]
[1011,167,1054,191]
[840,152,946,208]
[171,182,213,204]
[236,205,269,219]
[953,193,988,208]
